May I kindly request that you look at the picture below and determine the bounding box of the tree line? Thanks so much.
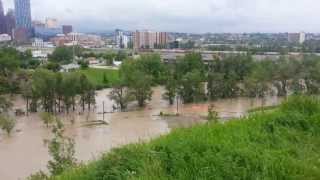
[109,52,320,111]
[21,69,96,114]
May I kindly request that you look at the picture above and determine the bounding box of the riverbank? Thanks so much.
[54,96,320,179]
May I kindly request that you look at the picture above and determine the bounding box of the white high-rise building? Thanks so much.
[299,32,306,44]
[115,29,129,48]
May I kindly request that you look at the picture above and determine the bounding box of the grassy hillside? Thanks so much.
[55,96,320,180]
[78,68,119,89]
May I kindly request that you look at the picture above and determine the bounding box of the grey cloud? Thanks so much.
[2,0,320,33]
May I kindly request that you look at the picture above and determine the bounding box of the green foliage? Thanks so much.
[44,62,61,72]
[49,46,75,64]
[47,119,77,176]
[40,112,56,128]
[0,115,16,135]
[176,52,205,79]
[54,96,320,179]
[28,171,49,180]
[120,55,165,107]
[0,96,12,113]
[25,69,96,113]
[207,104,219,123]
[163,72,178,105]
[78,68,119,89]
[109,79,134,111]
[128,70,153,107]
[244,61,273,98]
[29,118,77,178]
[179,70,206,103]
[78,60,89,69]
[115,50,128,61]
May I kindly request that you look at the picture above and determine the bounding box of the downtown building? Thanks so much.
[133,30,168,50]
[0,0,15,38]
[14,0,32,42]
[62,25,73,35]
[115,29,130,49]
[0,0,6,34]
[288,32,306,44]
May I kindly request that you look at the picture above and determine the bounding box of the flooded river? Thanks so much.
[0,87,282,180]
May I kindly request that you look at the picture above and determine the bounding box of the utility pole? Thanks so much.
[102,101,105,122]
[176,95,179,115]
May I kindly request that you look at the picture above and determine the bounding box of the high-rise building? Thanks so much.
[115,29,130,48]
[288,32,306,44]
[62,25,73,35]
[133,30,168,49]
[0,0,6,34]
[5,9,15,37]
[299,32,306,44]
[14,0,32,29]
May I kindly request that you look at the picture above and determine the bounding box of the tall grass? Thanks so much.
[78,68,119,89]
[54,96,320,180]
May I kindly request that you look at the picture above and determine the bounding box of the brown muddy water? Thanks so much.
[0,87,282,180]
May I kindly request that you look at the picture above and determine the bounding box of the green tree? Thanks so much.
[61,73,79,113]
[137,53,167,84]
[273,57,300,96]
[115,50,127,61]
[163,73,178,105]
[179,70,206,103]
[47,118,77,176]
[32,69,57,113]
[40,112,56,128]
[78,74,96,112]
[109,79,134,111]
[244,61,273,98]
[49,47,73,64]
[176,52,205,79]
[129,71,153,107]
[103,53,116,66]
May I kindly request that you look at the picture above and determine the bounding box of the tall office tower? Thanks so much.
[14,0,32,29]
[5,9,15,36]
[0,0,6,34]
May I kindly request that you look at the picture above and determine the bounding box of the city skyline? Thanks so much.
[1,0,320,33]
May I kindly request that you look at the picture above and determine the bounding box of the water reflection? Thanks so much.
[0,87,282,180]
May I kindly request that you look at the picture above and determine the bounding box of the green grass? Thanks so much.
[247,105,279,113]
[54,96,320,180]
[78,68,119,89]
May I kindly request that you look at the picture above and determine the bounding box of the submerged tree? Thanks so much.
[0,115,16,135]
[179,70,206,103]
[47,118,77,176]
[163,73,178,105]
[109,79,134,111]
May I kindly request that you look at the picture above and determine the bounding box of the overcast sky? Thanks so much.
[2,0,319,33]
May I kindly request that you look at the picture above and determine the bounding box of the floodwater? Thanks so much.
[0,87,282,180]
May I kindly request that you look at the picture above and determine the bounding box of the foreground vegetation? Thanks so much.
[51,96,320,179]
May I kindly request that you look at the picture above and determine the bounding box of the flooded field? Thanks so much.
[0,87,282,180]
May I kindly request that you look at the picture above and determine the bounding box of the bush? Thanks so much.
[280,95,320,115]
[0,115,16,135]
